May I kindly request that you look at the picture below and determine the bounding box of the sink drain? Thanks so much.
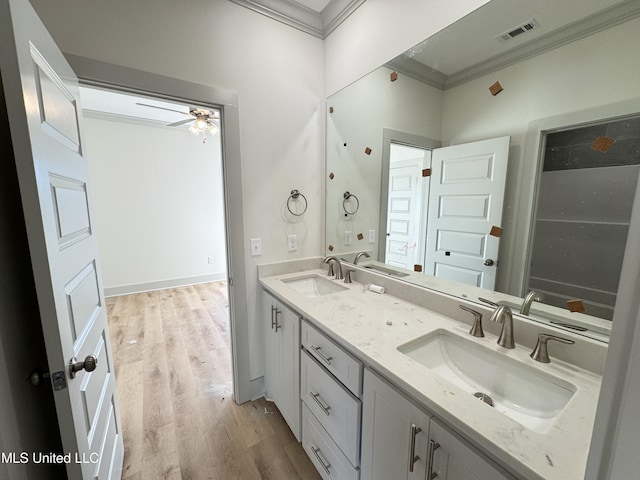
[474,392,494,407]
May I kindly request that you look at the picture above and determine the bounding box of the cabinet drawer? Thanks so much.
[302,405,359,480]
[301,350,361,466]
[302,320,362,397]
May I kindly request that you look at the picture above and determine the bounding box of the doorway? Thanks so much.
[79,86,235,475]
[67,54,252,405]
[526,115,640,320]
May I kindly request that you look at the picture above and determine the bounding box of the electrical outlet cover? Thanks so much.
[287,234,298,252]
[345,230,352,246]
[250,238,262,256]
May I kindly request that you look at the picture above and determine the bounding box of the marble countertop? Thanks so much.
[259,267,602,480]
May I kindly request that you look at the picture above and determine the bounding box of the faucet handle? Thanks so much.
[344,268,355,284]
[459,305,484,337]
[530,333,575,363]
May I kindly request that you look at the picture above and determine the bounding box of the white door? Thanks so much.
[385,144,431,270]
[0,0,124,478]
[425,137,509,290]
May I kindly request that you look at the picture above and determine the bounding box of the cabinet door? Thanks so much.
[429,418,515,480]
[361,369,431,480]
[262,291,301,441]
[262,292,280,402]
[277,301,301,440]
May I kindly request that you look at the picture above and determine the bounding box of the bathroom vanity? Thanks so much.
[258,258,603,480]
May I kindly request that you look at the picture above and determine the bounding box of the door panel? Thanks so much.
[425,137,510,290]
[0,0,123,478]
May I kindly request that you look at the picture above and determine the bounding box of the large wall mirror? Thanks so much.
[325,0,640,343]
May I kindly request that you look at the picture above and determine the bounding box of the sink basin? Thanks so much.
[282,274,348,298]
[363,264,410,277]
[398,330,576,432]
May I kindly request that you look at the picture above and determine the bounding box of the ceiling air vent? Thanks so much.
[496,19,539,42]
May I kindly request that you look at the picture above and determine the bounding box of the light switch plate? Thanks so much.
[287,234,298,252]
[368,229,376,243]
[250,238,262,256]
[345,230,352,246]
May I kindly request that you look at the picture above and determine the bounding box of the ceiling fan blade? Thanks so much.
[136,102,191,116]
[166,118,194,127]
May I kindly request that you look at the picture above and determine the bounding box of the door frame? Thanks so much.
[66,54,251,404]
[378,128,440,264]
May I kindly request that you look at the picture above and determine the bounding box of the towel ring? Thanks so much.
[287,189,308,216]
[343,191,359,216]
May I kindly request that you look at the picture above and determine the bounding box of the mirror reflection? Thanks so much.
[325,0,640,342]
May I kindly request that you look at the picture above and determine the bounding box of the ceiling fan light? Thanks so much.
[188,123,200,135]
[207,121,218,134]
[195,118,208,130]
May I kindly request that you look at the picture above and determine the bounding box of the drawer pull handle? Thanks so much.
[309,392,331,416]
[408,423,422,473]
[311,446,332,475]
[427,439,440,479]
[312,345,333,365]
[271,305,282,331]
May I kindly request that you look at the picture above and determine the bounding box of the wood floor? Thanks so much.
[107,282,320,480]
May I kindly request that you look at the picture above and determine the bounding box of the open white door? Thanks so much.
[425,136,510,290]
[385,144,431,270]
[0,0,124,478]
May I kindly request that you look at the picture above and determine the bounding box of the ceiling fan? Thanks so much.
[136,102,219,142]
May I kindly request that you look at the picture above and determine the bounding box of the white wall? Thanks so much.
[30,0,325,384]
[440,17,640,295]
[83,117,227,295]
[324,0,491,96]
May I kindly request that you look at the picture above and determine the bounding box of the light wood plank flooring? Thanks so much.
[107,282,320,480]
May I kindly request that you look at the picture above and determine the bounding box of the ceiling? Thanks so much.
[228,0,366,38]
[79,87,220,128]
[386,0,640,89]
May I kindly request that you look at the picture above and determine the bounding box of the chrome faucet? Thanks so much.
[520,291,544,315]
[353,251,371,265]
[489,305,515,349]
[323,256,343,280]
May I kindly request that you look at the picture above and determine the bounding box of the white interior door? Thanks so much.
[0,0,123,478]
[385,144,431,270]
[425,136,510,290]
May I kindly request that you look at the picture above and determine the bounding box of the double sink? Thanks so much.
[282,273,576,434]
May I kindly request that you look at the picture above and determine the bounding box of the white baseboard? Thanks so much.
[250,376,265,401]
[103,272,227,297]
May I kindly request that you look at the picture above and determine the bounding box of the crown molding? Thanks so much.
[228,0,365,39]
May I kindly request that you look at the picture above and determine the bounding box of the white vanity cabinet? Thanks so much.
[361,369,515,480]
[262,290,301,440]
[300,320,362,479]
